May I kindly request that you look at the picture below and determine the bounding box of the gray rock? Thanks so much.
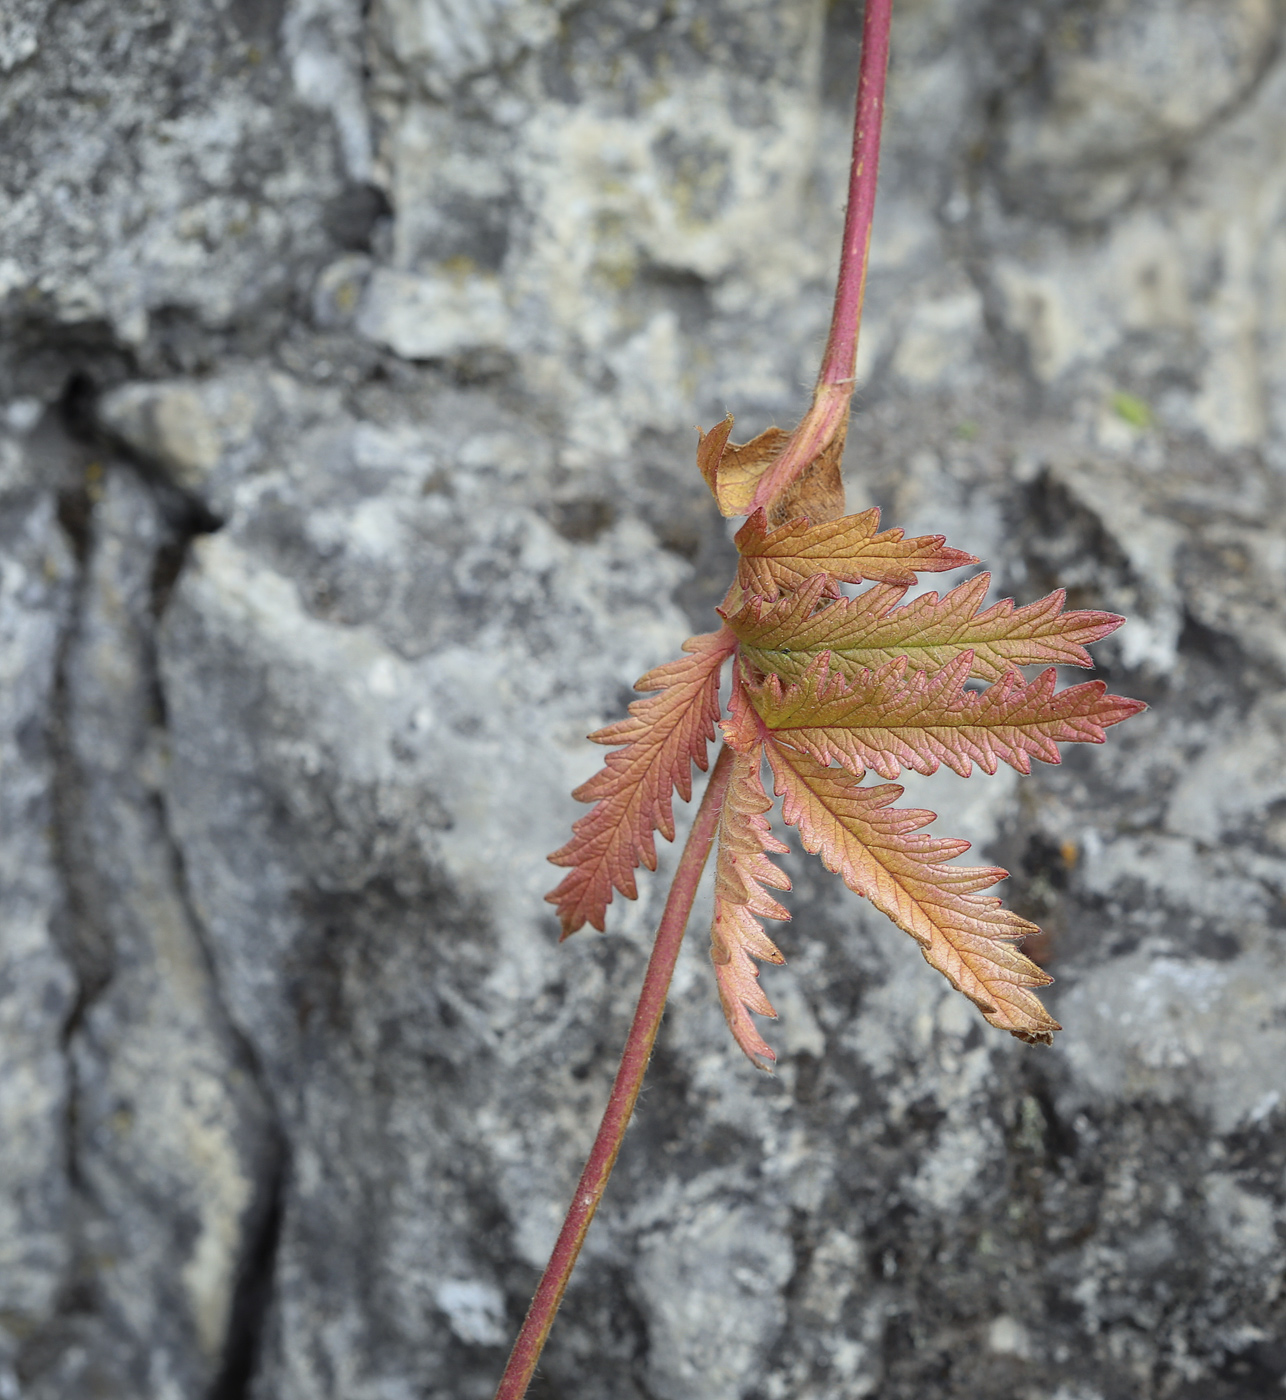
[35,467,276,1400]
[4,2,1286,1398]
[0,474,77,1395]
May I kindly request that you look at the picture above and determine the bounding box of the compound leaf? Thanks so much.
[710,742,792,1071]
[547,627,737,935]
[727,571,1125,684]
[767,740,1059,1044]
[748,652,1145,780]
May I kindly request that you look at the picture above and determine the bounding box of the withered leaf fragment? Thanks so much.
[697,416,793,519]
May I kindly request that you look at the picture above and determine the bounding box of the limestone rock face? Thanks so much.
[3,3,1286,1398]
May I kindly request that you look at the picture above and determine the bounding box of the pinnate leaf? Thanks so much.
[748,652,1145,780]
[727,572,1125,684]
[733,507,976,600]
[766,740,1059,1044]
[710,743,792,1071]
[547,628,737,935]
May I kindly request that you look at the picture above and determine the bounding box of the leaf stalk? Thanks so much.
[493,744,735,1400]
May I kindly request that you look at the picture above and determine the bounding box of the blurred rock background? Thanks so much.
[2,1,1286,1397]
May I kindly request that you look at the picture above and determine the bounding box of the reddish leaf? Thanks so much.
[710,742,792,1071]
[767,740,1059,1044]
[748,652,1146,780]
[547,628,737,935]
[727,571,1125,684]
[734,507,976,600]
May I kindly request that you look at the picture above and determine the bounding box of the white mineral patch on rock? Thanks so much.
[357,266,512,361]
[1057,950,1286,1134]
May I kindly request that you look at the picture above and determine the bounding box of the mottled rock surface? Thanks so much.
[3,2,1286,1398]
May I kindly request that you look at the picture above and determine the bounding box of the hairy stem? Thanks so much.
[819,0,893,389]
[750,0,894,515]
[494,744,735,1400]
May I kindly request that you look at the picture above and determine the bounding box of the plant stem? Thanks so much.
[818,0,893,390]
[750,0,894,515]
[494,743,735,1400]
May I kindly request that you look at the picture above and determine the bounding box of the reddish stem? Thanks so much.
[749,0,893,515]
[496,10,896,1391]
[494,744,735,1400]
[819,0,893,389]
